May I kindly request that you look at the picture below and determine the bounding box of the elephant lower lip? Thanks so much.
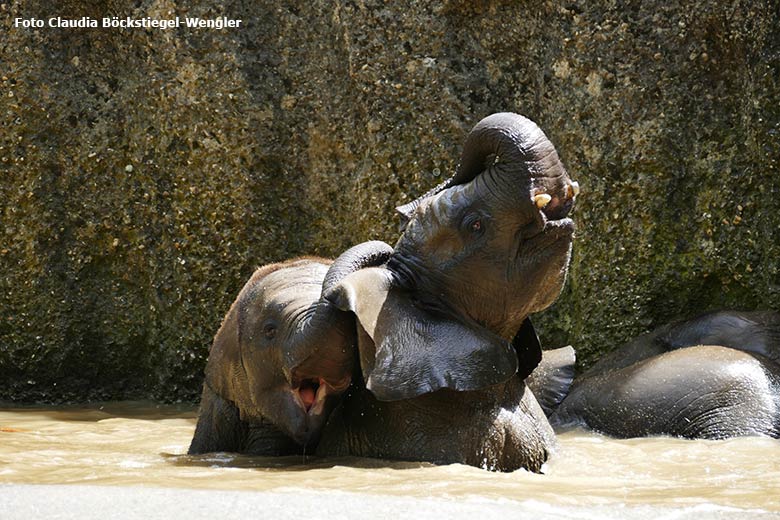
[546,217,575,236]
[535,217,574,240]
[519,218,574,256]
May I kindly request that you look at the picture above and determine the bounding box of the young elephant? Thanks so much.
[188,246,391,455]
[315,113,579,472]
[552,311,780,439]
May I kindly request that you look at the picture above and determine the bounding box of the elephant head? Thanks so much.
[191,243,392,453]
[325,113,578,401]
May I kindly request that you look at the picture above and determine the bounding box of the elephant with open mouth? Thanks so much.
[188,250,389,456]
[315,112,579,472]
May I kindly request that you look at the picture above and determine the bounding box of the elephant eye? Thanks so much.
[462,213,486,236]
[262,322,277,340]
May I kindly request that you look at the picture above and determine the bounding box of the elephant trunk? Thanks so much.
[288,241,394,384]
[396,113,571,223]
[321,240,394,296]
[456,112,549,188]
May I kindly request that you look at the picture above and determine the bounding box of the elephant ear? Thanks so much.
[324,267,519,401]
[525,345,576,417]
[512,317,543,381]
[203,306,249,411]
[396,178,450,231]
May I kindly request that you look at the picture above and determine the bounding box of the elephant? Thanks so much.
[314,112,579,472]
[188,247,391,456]
[551,310,780,439]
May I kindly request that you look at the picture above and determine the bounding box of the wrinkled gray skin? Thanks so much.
[188,256,375,455]
[552,311,780,439]
[526,345,576,418]
[317,113,579,472]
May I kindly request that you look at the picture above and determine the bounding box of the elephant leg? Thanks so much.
[188,383,248,454]
[189,383,302,455]
[241,420,304,456]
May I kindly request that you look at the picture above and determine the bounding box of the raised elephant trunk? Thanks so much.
[457,112,541,186]
[397,113,577,225]
[321,241,394,296]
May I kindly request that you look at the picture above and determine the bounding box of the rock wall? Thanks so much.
[1,0,778,401]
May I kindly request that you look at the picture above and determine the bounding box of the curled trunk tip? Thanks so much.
[396,112,547,225]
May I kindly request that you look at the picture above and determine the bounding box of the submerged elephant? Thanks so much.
[552,310,780,439]
[315,112,579,472]
[188,248,390,456]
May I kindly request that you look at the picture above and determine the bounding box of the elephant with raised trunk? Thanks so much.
[188,247,391,455]
[316,112,579,472]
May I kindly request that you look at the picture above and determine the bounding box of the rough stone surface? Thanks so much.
[1,0,778,402]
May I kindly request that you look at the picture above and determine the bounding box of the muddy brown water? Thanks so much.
[1,402,779,519]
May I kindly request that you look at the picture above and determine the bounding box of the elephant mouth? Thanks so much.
[520,179,577,256]
[519,217,575,259]
[534,181,578,220]
[296,378,320,411]
[291,374,351,416]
